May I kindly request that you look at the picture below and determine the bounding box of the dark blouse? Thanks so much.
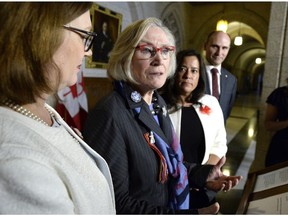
[265,86,288,167]
[180,106,205,164]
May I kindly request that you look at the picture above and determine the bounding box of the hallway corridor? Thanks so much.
[217,92,260,214]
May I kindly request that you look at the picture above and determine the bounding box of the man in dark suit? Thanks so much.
[92,21,113,63]
[204,31,237,123]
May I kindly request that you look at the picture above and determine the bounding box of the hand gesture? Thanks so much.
[205,156,243,192]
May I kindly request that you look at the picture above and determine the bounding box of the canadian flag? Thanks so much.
[56,71,88,131]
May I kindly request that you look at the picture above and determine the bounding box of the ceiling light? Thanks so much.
[234,22,243,46]
[216,19,228,32]
[255,58,262,64]
[234,36,243,46]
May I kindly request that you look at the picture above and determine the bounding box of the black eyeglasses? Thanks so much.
[63,25,97,52]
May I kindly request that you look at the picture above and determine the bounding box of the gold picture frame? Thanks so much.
[86,4,122,69]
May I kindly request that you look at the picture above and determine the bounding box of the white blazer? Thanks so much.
[0,105,116,214]
[169,94,227,164]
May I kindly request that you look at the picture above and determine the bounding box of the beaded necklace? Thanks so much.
[151,95,161,115]
[3,99,54,126]
[2,99,82,144]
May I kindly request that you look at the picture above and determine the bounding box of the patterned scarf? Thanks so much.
[114,81,190,210]
[148,115,190,210]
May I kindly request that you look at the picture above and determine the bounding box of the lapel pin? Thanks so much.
[131,91,141,103]
[162,106,167,117]
[149,131,155,144]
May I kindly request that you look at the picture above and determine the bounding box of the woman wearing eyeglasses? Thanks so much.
[83,17,242,214]
[0,3,115,214]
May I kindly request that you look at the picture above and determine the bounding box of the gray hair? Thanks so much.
[107,17,176,85]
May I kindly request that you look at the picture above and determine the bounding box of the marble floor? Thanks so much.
[217,93,260,214]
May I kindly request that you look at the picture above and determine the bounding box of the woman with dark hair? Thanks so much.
[161,49,227,166]
[264,77,288,167]
[0,3,115,214]
[160,49,227,208]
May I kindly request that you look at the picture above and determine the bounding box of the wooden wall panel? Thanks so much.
[84,77,113,111]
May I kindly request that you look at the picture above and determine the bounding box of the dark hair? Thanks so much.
[160,49,206,111]
[0,2,92,105]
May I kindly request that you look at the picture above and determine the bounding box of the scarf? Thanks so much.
[115,81,190,210]
[148,114,189,210]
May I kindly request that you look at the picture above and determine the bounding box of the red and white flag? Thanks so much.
[56,71,88,131]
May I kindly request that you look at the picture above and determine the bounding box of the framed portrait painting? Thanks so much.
[86,4,122,69]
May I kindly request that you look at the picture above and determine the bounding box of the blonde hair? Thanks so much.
[107,17,176,85]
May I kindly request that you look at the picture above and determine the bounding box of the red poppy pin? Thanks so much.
[200,105,211,115]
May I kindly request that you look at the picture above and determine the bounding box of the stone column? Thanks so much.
[251,2,288,172]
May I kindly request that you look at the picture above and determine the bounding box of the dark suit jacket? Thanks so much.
[92,31,113,63]
[83,82,213,214]
[205,67,237,122]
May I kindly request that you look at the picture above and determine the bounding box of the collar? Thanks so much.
[114,81,165,112]
[206,65,222,75]
[114,81,143,109]
[114,81,170,142]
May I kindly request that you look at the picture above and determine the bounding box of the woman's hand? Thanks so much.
[198,202,220,214]
[205,156,243,192]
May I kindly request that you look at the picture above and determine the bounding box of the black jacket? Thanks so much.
[83,82,213,214]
